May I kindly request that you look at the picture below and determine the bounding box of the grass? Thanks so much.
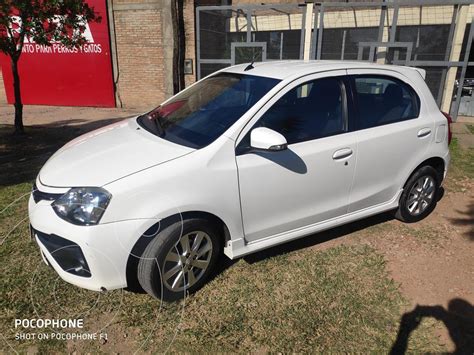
[398,224,447,247]
[3,122,473,352]
[450,138,474,178]
[466,124,474,134]
[0,182,444,353]
[445,137,474,191]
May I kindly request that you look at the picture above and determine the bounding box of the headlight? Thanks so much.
[52,187,112,226]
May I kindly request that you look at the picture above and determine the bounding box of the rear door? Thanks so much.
[347,69,433,213]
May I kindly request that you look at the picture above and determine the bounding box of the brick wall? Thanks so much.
[112,0,174,109]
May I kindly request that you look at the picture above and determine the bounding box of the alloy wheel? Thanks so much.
[406,175,436,216]
[162,231,213,292]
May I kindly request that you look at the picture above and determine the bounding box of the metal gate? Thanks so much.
[196,1,474,120]
[196,4,307,78]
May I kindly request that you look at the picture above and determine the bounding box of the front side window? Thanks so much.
[353,75,420,129]
[138,73,280,148]
[253,77,347,145]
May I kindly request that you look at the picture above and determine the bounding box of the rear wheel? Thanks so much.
[137,218,221,301]
[395,165,439,223]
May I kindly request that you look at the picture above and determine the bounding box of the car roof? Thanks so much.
[221,60,424,81]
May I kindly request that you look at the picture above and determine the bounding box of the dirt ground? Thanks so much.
[310,188,474,351]
[1,105,473,351]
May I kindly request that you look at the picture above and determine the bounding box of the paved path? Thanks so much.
[0,104,143,127]
[453,117,474,149]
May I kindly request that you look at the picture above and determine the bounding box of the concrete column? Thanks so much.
[376,26,389,64]
[0,73,7,105]
[303,2,314,61]
[161,0,175,98]
[106,0,120,107]
[441,5,468,113]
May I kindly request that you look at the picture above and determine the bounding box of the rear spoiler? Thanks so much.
[412,67,426,80]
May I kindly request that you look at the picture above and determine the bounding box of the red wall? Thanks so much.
[0,0,115,107]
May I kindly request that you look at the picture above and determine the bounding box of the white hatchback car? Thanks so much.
[29,61,451,301]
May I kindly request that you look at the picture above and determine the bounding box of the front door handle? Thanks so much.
[333,148,353,160]
[417,128,432,138]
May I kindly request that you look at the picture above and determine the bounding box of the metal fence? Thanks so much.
[196,1,474,120]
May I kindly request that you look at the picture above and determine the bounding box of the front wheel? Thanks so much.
[137,218,221,301]
[395,165,439,223]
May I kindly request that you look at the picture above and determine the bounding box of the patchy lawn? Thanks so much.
[0,187,443,352]
[466,123,474,135]
[449,137,474,179]
[1,121,473,353]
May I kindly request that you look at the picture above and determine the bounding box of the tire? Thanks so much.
[137,218,221,301]
[395,165,440,223]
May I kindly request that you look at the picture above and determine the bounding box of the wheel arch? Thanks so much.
[402,156,445,190]
[125,210,231,292]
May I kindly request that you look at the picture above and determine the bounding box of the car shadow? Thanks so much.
[448,200,474,241]
[243,211,394,264]
[0,117,133,186]
[252,148,307,174]
[390,298,474,354]
[201,210,395,297]
[241,186,445,264]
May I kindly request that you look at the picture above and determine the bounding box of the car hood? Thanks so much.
[39,118,194,187]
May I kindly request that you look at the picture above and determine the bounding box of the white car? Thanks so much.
[29,61,451,301]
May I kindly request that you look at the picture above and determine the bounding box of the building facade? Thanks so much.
[1,0,473,118]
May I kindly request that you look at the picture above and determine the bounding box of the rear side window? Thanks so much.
[353,75,420,129]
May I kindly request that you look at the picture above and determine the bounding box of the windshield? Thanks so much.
[137,73,280,148]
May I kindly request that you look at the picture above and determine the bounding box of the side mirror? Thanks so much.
[250,127,288,151]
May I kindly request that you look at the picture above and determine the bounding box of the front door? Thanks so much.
[236,71,357,242]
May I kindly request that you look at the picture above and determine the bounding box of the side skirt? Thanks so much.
[224,190,402,259]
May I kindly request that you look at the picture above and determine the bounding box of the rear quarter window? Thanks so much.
[353,75,420,130]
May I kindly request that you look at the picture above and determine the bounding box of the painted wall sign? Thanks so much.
[0,0,115,107]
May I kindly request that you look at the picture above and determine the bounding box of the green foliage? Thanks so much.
[0,0,100,60]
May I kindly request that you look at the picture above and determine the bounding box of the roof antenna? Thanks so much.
[244,49,260,71]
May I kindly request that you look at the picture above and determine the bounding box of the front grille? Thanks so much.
[34,228,91,278]
[32,183,63,203]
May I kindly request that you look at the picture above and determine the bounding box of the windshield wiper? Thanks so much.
[138,108,165,137]
[151,112,165,137]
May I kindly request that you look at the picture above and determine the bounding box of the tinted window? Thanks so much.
[353,76,420,129]
[254,77,347,145]
[138,73,280,149]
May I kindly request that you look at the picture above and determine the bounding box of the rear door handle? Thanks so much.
[417,128,432,138]
[333,148,353,160]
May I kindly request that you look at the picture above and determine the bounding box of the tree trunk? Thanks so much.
[11,57,24,134]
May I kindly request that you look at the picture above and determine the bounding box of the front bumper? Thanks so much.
[33,228,91,278]
[29,192,157,292]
